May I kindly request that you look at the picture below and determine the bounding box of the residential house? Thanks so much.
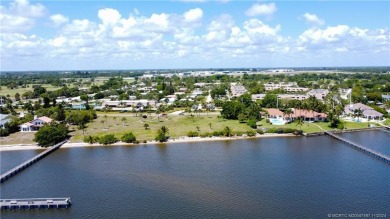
[307,89,329,101]
[344,103,383,120]
[265,108,327,122]
[20,116,53,132]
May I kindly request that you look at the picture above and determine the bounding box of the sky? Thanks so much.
[0,0,389,71]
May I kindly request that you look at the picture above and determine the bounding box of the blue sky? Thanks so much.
[1,0,389,71]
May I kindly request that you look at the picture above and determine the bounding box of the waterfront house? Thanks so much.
[265,108,327,122]
[343,103,383,120]
[20,116,53,132]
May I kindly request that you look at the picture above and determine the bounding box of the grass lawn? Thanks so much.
[0,132,36,145]
[69,114,253,143]
[257,120,330,133]
[0,84,61,97]
[384,119,390,126]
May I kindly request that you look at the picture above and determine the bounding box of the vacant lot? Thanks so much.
[0,132,36,145]
[69,114,253,143]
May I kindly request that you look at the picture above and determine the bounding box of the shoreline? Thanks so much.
[0,133,296,151]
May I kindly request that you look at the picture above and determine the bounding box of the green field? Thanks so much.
[1,84,61,97]
[69,114,253,143]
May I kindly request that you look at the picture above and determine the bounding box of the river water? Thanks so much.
[1,131,389,218]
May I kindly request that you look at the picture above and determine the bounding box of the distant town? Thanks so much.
[1,67,389,147]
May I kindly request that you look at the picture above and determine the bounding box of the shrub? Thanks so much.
[337,122,345,129]
[121,132,137,143]
[187,131,199,137]
[247,119,257,129]
[83,135,98,144]
[256,129,264,135]
[212,131,224,137]
[282,128,297,133]
[246,130,256,137]
[266,119,270,124]
[234,131,244,136]
[0,128,10,137]
[143,140,147,143]
[293,130,303,135]
[200,132,213,138]
[266,128,278,133]
[98,134,118,145]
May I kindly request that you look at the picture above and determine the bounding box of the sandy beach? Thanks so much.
[0,133,296,151]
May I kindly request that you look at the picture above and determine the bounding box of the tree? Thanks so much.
[155,126,169,142]
[353,108,363,122]
[144,123,150,130]
[121,117,127,126]
[33,122,68,147]
[14,93,21,101]
[55,104,66,122]
[104,115,108,126]
[80,94,90,109]
[223,126,233,137]
[78,122,87,137]
[98,134,118,145]
[121,132,137,143]
[295,117,305,131]
[261,93,278,108]
[41,94,51,108]
[221,101,245,120]
[113,116,117,125]
[209,122,212,130]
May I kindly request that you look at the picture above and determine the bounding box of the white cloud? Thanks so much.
[183,8,203,22]
[1,2,389,70]
[145,13,170,29]
[50,14,69,27]
[297,25,389,54]
[0,0,46,33]
[245,3,277,17]
[302,13,324,26]
[9,0,45,18]
[98,8,121,26]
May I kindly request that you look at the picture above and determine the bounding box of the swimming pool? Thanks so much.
[269,118,287,125]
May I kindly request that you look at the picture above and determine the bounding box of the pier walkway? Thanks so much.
[325,132,390,164]
[0,139,68,183]
[1,198,71,210]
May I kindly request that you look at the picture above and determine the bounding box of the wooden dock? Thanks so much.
[1,198,71,210]
[325,131,390,164]
[0,139,68,183]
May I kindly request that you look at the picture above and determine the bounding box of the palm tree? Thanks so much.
[78,122,87,137]
[104,115,108,125]
[159,125,169,136]
[353,108,364,122]
[156,125,169,142]
[100,120,106,129]
[209,122,212,130]
[295,117,304,131]
[144,123,150,130]
[285,108,293,123]
[121,117,127,127]
[196,126,200,132]
[113,116,117,125]
[223,126,233,137]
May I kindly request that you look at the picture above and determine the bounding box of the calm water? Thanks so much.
[337,130,390,156]
[1,132,389,218]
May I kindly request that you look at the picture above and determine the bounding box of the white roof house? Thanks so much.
[344,103,383,120]
[20,116,53,132]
